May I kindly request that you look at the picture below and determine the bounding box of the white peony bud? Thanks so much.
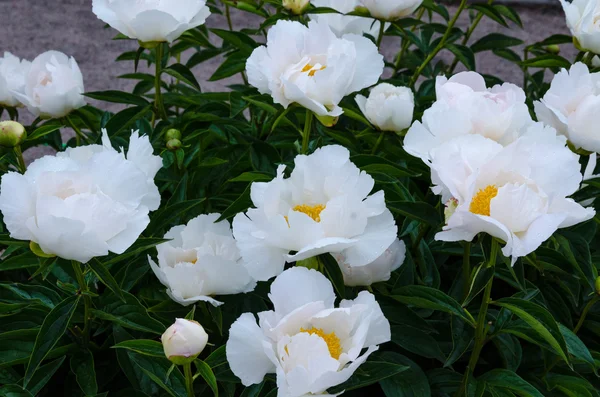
[0,121,26,148]
[0,52,31,108]
[14,51,86,119]
[162,319,209,364]
[92,0,211,44]
[355,83,414,132]
[359,0,423,21]
[283,0,310,14]
[335,239,406,286]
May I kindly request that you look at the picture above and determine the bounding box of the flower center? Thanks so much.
[300,327,342,359]
[293,204,326,222]
[469,185,498,216]
[301,63,326,77]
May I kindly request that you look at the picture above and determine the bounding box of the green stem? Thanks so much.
[153,43,168,126]
[371,132,385,154]
[574,295,599,334]
[457,239,499,396]
[376,20,385,48]
[225,4,233,31]
[71,261,91,345]
[65,115,87,146]
[13,145,26,173]
[302,110,313,154]
[394,8,425,75]
[448,0,492,74]
[583,51,596,67]
[184,362,194,397]
[409,0,468,87]
[462,242,472,300]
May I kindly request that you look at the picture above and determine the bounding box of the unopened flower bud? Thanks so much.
[162,319,208,365]
[545,45,560,54]
[595,276,600,295]
[165,128,182,141]
[166,139,182,151]
[283,0,310,14]
[315,114,339,127]
[0,121,26,148]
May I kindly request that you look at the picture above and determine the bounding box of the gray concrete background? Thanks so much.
[0,0,572,159]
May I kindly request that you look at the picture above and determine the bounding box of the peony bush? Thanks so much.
[0,1,599,396]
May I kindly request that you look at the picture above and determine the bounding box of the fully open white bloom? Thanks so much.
[0,52,30,108]
[335,238,405,286]
[226,267,391,396]
[162,319,208,363]
[560,0,600,53]
[404,72,533,162]
[246,20,384,117]
[92,0,210,43]
[355,83,414,132]
[310,0,384,37]
[432,129,595,264]
[233,145,397,281]
[149,214,256,307]
[13,51,86,119]
[0,130,162,263]
[534,62,600,153]
[359,0,423,20]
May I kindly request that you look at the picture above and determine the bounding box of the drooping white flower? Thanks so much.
[355,83,414,132]
[404,71,533,162]
[310,0,385,37]
[232,145,397,281]
[560,0,600,54]
[534,62,600,153]
[246,20,384,117]
[162,318,209,363]
[0,129,162,263]
[0,52,30,108]
[335,238,405,286]
[359,0,423,21]
[92,0,211,43]
[432,128,595,264]
[13,51,86,119]
[226,267,391,396]
[149,213,256,307]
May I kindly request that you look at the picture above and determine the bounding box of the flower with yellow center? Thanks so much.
[226,267,391,397]
[469,185,498,216]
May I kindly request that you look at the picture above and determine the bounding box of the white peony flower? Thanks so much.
[246,20,384,117]
[162,318,208,363]
[92,0,211,44]
[560,0,600,54]
[310,0,385,38]
[335,238,405,286]
[226,267,391,396]
[0,52,31,108]
[534,62,600,153]
[355,83,414,132]
[232,145,397,282]
[13,51,86,119]
[431,129,595,264]
[0,129,162,263]
[359,0,423,21]
[149,213,256,307]
[404,71,533,163]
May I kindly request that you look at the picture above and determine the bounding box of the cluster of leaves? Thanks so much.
[1,1,600,397]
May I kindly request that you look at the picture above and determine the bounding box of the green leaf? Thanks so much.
[392,285,475,325]
[105,105,152,136]
[351,154,420,177]
[84,90,150,106]
[388,201,442,227]
[147,199,206,235]
[70,349,98,396]
[194,360,218,397]
[0,385,33,397]
[88,258,126,302]
[379,352,431,397]
[320,254,346,300]
[216,184,252,222]
[0,252,39,271]
[25,356,65,395]
[92,291,165,334]
[228,172,273,183]
[210,52,247,81]
[558,323,596,371]
[521,54,571,69]
[210,29,258,53]
[163,63,201,90]
[479,369,543,397]
[0,283,62,309]
[469,4,508,27]
[23,294,80,387]
[493,298,569,365]
[328,354,410,394]
[391,325,445,362]
[545,374,598,397]
[446,43,476,70]
[26,125,62,141]
[0,329,37,366]
[113,339,165,357]
[129,352,187,397]
[471,33,523,53]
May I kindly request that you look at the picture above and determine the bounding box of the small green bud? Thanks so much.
[545,45,560,54]
[138,40,163,49]
[165,128,182,141]
[296,257,320,270]
[595,277,600,295]
[353,6,371,17]
[166,139,182,151]
[315,114,339,127]
[0,121,27,148]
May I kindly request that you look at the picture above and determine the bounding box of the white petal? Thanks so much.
[269,267,335,317]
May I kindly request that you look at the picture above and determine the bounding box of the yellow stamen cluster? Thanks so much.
[300,327,342,359]
[301,64,326,77]
[469,185,498,216]
[292,204,326,222]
